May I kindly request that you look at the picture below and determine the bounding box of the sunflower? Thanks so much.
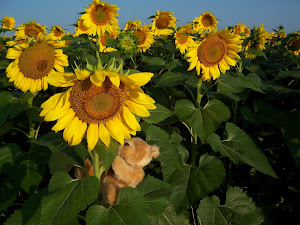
[81,0,119,36]
[50,25,65,40]
[186,29,242,81]
[124,20,141,31]
[233,23,250,39]
[134,25,154,53]
[40,60,156,150]
[193,12,218,33]
[287,32,300,56]
[16,20,47,38]
[1,16,15,30]
[175,24,195,55]
[116,31,138,54]
[5,33,68,93]
[74,18,90,37]
[99,28,120,52]
[152,10,176,36]
[244,25,267,59]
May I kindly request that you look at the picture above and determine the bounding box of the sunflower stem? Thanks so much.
[195,78,203,109]
[92,150,100,180]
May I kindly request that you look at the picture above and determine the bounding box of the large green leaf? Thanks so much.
[169,154,226,214]
[41,172,100,225]
[0,143,21,173]
[49,144,88,175]
[0,91,17,125]
[31,132,68,150]
[273,70,300,81]
[156,71,188,87]
[86,187,149,225]
[175,99,230,142]
[146,125,183,182]
[207,122,277,178]
[137,176,172,216]
[197,187,264,225]
[4,189,48,225]
[94,139,119,172]
[142,104,173,124]
[150,205,189,225]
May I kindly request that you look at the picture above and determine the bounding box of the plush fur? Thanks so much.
[101,138,159,205]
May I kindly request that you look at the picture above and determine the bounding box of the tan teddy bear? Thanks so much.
[74,137,160,205]
[101,138,160,205]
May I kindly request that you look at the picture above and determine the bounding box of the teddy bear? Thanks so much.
[74,137,160,205]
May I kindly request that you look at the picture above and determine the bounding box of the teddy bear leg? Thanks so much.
[101,182,118,205]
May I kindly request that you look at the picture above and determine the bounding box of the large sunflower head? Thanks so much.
[124,20,141,31]
[186,29,242,81]
[244,24,267,59]
[1,16,15,30]
[41,58,156,150]
[16,20,47,38]
[50,25,65,40]
[74,18,90,37]
[134,25,154,53]
[116,31,138,54]
[5,33,69,93]
[152,10,176,36]
[175,24,196,55]
[81,0,119,36]
[193,12,218,33]
[98,27,120,52]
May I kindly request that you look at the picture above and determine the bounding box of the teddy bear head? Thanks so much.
[118,138,160,167]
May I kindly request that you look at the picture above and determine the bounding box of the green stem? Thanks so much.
[195,78,203,109]
[34,122,41,139]
[76,214,86,221]
[237,60,243,72]
[93,150,100,180]
[11,128,30,138]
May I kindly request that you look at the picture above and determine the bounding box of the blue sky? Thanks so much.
[1,0,299,34]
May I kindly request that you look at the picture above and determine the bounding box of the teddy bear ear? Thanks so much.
[150,145,160,158]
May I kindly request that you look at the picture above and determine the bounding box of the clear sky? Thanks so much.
[1,0,299,34]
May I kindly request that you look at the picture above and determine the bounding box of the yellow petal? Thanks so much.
[122,106,141,131]
[128,91,155,104]
[143,103,157,110]
[127,72,154,86]
[115,116,131,140]
[126,100,150,117]
[75,69,90,80]
[63,117,82,143]
[90,70,105,87]
[108,73,120,88]
[6,48,21,59]
[105,118,124,145]
[87,123,99,151]
[99,123,111,147]
[70,122,87,146]
[40,92,64,109]
[52,109,75,132]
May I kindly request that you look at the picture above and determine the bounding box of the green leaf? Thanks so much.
[41,171,100,225]
[0,91,17,125]
[156,72,188,87]
[0,121,13,136]
[86,187,149,225]
[175,99,230,142]
[137,176,172,216]
[146,126,183,181]
[0,143,21,173]
[94,139,119,172]
[4,189,48,225]
[246,48,267,60]
[273,70,300,81]
[31,132,68,150]
[142,104,173,124]
[49,144,88,174]
[150,204,189,225]
[207,122,277,178]
[197,187,264,225]
[169,153,226,214]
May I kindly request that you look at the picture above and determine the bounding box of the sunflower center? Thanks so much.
[156,14,170,29]
[4,20,11,28]
[19,42,55,79]
[291,39,300,48]
[202,15,213,27]
[135,29,146,45]
[79,19,89,31]
[197,35,227,67]
[91,5,109,25]
[25,25,42,37]
[53,27,62,37]
[69,77,127,123]
[176,33,188,44]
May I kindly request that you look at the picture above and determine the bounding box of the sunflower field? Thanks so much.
[0,1,299,224]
